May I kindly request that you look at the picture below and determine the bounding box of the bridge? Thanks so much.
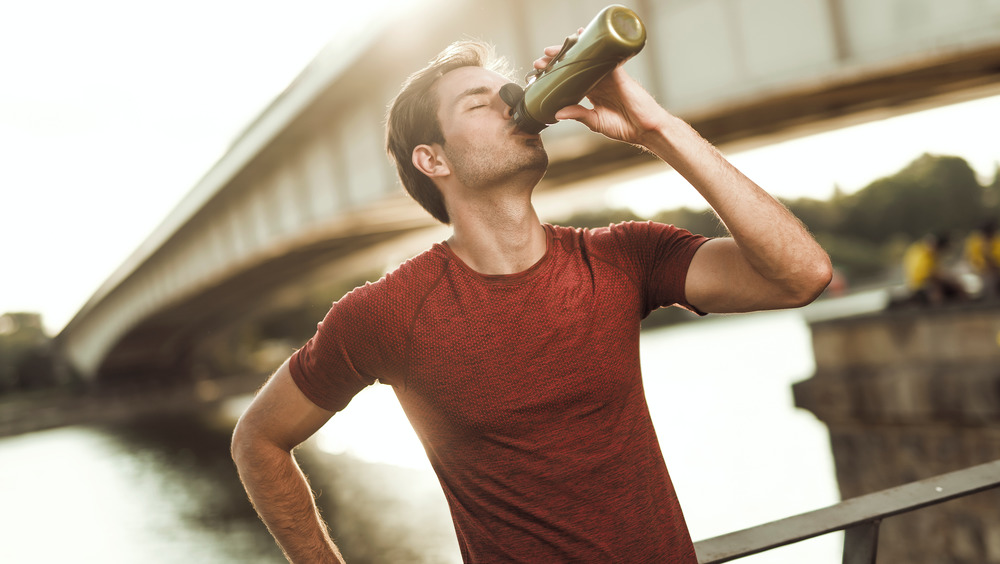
[57,0,1000,382]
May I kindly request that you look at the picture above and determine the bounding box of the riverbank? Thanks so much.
[0,374,263,438]
[1,288,889,439]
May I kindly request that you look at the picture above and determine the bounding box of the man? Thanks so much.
[231,39,832,563]
[903,233,965,305]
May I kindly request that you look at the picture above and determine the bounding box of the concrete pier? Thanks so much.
[794,302,1000,563]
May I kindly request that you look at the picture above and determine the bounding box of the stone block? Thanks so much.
[796,303,1000,563]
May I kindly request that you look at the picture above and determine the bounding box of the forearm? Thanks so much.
[642,114,831,295]
[233,437,344,563]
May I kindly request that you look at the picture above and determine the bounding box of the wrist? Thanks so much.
[637,112,688,157]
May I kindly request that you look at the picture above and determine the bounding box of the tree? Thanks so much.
[554,153,999,288]
[783,196,840,235]
[555,207,644,229]
[0,313,52,392]
[985,163,1000,212]
[838,154,985,244]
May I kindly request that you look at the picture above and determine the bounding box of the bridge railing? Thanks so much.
[693,458,1000,563]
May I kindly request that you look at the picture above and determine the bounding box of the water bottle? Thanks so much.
[500,5,647,135]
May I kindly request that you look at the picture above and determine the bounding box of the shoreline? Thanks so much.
[0,374,263,439]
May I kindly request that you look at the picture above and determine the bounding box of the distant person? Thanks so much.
[231,38,832,564]
[903,233,965,305]
[964,220,1000,299]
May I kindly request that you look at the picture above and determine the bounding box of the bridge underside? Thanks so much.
[96,44,1000,383]
[95,202,441,383]
[72,0,1000,384]
[694,44,1000,148]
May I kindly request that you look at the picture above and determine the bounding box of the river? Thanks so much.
[0,308,856,563]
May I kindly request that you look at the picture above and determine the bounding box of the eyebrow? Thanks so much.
[453,85,492,104]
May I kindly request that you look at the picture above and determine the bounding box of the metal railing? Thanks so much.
[693,459,1000,563]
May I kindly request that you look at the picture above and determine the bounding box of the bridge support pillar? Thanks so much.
[794,303,1000,564]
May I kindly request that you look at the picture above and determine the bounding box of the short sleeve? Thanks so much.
[288,281,402,412]
[598,221,710,316]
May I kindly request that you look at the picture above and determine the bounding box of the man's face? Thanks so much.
[433,66,547,189]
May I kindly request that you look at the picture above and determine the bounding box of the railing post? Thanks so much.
[842,519,880,564]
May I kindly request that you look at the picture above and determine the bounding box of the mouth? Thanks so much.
[509,122,541,140]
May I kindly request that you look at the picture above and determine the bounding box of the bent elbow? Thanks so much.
[788,255,834,308]
[812,253,836,298]
[231,417,258,469]
[231,420,247,465]
[231,414,296,473]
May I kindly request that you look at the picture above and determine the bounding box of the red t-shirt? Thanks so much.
[291,222,708,563]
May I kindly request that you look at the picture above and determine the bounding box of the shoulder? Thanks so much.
[340,242,453,313]
[381,243,452,290]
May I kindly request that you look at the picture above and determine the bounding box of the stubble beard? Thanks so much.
[446,139,549,191]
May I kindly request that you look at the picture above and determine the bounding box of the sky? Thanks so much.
[607,94,1000,215]
[0,0,420,334]
[2,1,999,335]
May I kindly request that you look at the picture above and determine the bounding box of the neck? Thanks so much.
[447,194,546,275]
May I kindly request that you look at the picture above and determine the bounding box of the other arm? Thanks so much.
[231,358,344,563]
[644,116,832,313]
[547,53,833,313]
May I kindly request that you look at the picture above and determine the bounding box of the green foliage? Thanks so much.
[812,234,895,281]
[782,153,999,284]
[557,153,1000,287]
[0,313,58,393]
[555,206,728,238]
[780,196,841,234]
[651,207,728,238]
[781,154,991,246]
[837,154,987,244]
[986,164,1000,210]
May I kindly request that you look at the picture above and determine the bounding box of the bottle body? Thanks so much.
[511,5,646,134]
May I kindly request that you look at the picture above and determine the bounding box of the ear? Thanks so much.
[412,144,450,178]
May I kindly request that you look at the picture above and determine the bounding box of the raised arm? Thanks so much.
[548,53,832,313]
[231,358,344,563]
[641,115,832,313]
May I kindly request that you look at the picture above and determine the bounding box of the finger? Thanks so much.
[554,104,591,123]
[533,46,561,69]
[544,44,562,56]
[536,28,583,69]
[556,105,606,135]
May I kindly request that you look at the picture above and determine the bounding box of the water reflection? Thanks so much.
[0,410,458,563]
[0,421,270,563]
[0,416,284,563]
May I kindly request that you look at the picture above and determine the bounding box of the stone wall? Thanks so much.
[794,303,1000,563]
